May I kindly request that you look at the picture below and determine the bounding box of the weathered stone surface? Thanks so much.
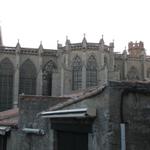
[11,81,150,150]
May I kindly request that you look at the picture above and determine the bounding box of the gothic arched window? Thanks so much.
[86,55,97,87]
[0,58,14,111]
[19,59,37,95]
[72,56,82,90]
[43,60,57,96]
[127,66,139,80]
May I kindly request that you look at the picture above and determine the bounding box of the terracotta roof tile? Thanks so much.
[48,84,107,111]
[0,108,19,127]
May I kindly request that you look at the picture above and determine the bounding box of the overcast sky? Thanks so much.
[0,0,150,53]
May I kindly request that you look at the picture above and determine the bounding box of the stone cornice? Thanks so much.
[59,42,111,51]
[0,46,58,56]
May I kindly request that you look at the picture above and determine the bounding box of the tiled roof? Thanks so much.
[48,80,150,111]
[0,108,19,127]
[49,84,107,111]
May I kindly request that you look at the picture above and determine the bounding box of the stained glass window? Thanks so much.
[43,60,57,96]
[19,59,37,95]
[86,55,97,87]
[72,56,82,90]
[0,58,14,111]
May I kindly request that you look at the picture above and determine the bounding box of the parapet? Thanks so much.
[128,41,145,57]
[128,41,144,50]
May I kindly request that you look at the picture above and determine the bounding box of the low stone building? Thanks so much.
[1,81,150,150]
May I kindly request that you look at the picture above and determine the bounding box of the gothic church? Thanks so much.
[0,27,149,111]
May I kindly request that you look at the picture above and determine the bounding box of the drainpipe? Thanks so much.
[120,90,127,150]
[120,86,150,150]
[120,123,126,150]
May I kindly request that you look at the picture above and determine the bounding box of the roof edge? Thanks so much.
[49,84,107,111]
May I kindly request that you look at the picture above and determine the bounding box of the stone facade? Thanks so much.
[20,81,150,150]
[1,81,150,150]
[0,29,150,111]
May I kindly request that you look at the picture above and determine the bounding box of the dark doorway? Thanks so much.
[57,131,88,150]
[0,135,7,150]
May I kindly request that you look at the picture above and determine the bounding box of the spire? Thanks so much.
[39,41,43,49]
[122,46,127,59]
[82,33,87,48]
[57,40,62,49]
[123,46,127,54]
[99,34,104,44]
[16,39,21,48]
[38,41,43,55]
[82,33,87,43]
[0,26,3,46]
[16,39,21,54]
[65,36,71,50]
[109,39,114,49]
[65,36,71,46]
[99,34,105,51]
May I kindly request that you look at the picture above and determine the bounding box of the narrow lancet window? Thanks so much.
[0,58,14,111]
[19,59,37,95]
[43,60,57,96]
[86,55,97,87]
[72,56,82,90]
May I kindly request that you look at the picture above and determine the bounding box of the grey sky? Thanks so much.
[0,0,150,53]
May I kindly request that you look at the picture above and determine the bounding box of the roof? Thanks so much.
[49,84,107,111]
[0,108,19,128]
[48,80,150,111]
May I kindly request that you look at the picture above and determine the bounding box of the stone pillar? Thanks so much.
[109,42,115,71]
[36,65,43,95]
[60,67,64,96]
[13,64,19,108]
[82,52,86,89]
[99,43,104,68]
[13,42,20,108]
[60,54,65,96]
[123,61,127,80]
[141,52,146,80]
[36,43,43,95]
[82,65,86,89]
[104,66,108,83]
[123,50,128,80]
[143,62,146,80]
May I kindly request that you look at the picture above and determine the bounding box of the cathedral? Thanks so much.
[0,27,149,111]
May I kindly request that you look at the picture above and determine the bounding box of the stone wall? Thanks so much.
[108,81,150,150]
[49,81,150,150]
[6,81,150,150]
[17,96,69,150]
[60,88,110,150]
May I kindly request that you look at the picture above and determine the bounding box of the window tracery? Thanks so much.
[19,59,37,95]
[72,56,82,90]
[86,55,97,87]
[43,60,57,96]
[0,58,14,111]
